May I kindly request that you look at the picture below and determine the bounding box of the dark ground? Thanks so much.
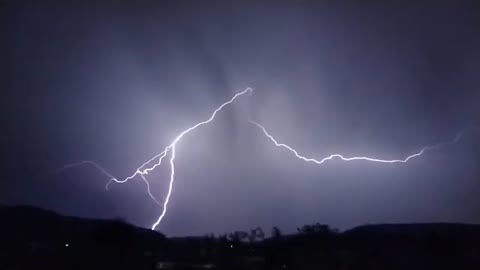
[2,205,480,270]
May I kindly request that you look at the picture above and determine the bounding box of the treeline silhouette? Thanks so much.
[2,205,480,269]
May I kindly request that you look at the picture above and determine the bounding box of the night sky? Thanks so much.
[2,1,480,236]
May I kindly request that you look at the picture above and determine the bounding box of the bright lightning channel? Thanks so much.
[62,88,253,231]
[250,120,464,164]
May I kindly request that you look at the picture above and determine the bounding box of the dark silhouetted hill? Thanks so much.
[0,205,165,245]
[2,205,480,270]
[0,205,166,270]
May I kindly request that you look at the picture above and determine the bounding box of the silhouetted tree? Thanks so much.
[255,227,265,241]
[228,231,248,243]
[297,223,332,235]
[272,226,282,238]
[248,229,257,243]
[247,228,263,243]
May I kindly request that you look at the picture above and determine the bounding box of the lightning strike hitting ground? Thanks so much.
[62,88,253,230]
[250,120,465,164]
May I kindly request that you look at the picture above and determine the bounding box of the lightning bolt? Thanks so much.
[60,86,472,231]
[61,88,253,230]
[250,120,465,164]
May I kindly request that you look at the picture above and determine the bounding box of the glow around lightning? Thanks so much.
[62,88,253,230]
[61,87,469,231]
[250,120,464,164]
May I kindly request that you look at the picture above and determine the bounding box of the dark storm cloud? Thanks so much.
[2,1,479,236]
